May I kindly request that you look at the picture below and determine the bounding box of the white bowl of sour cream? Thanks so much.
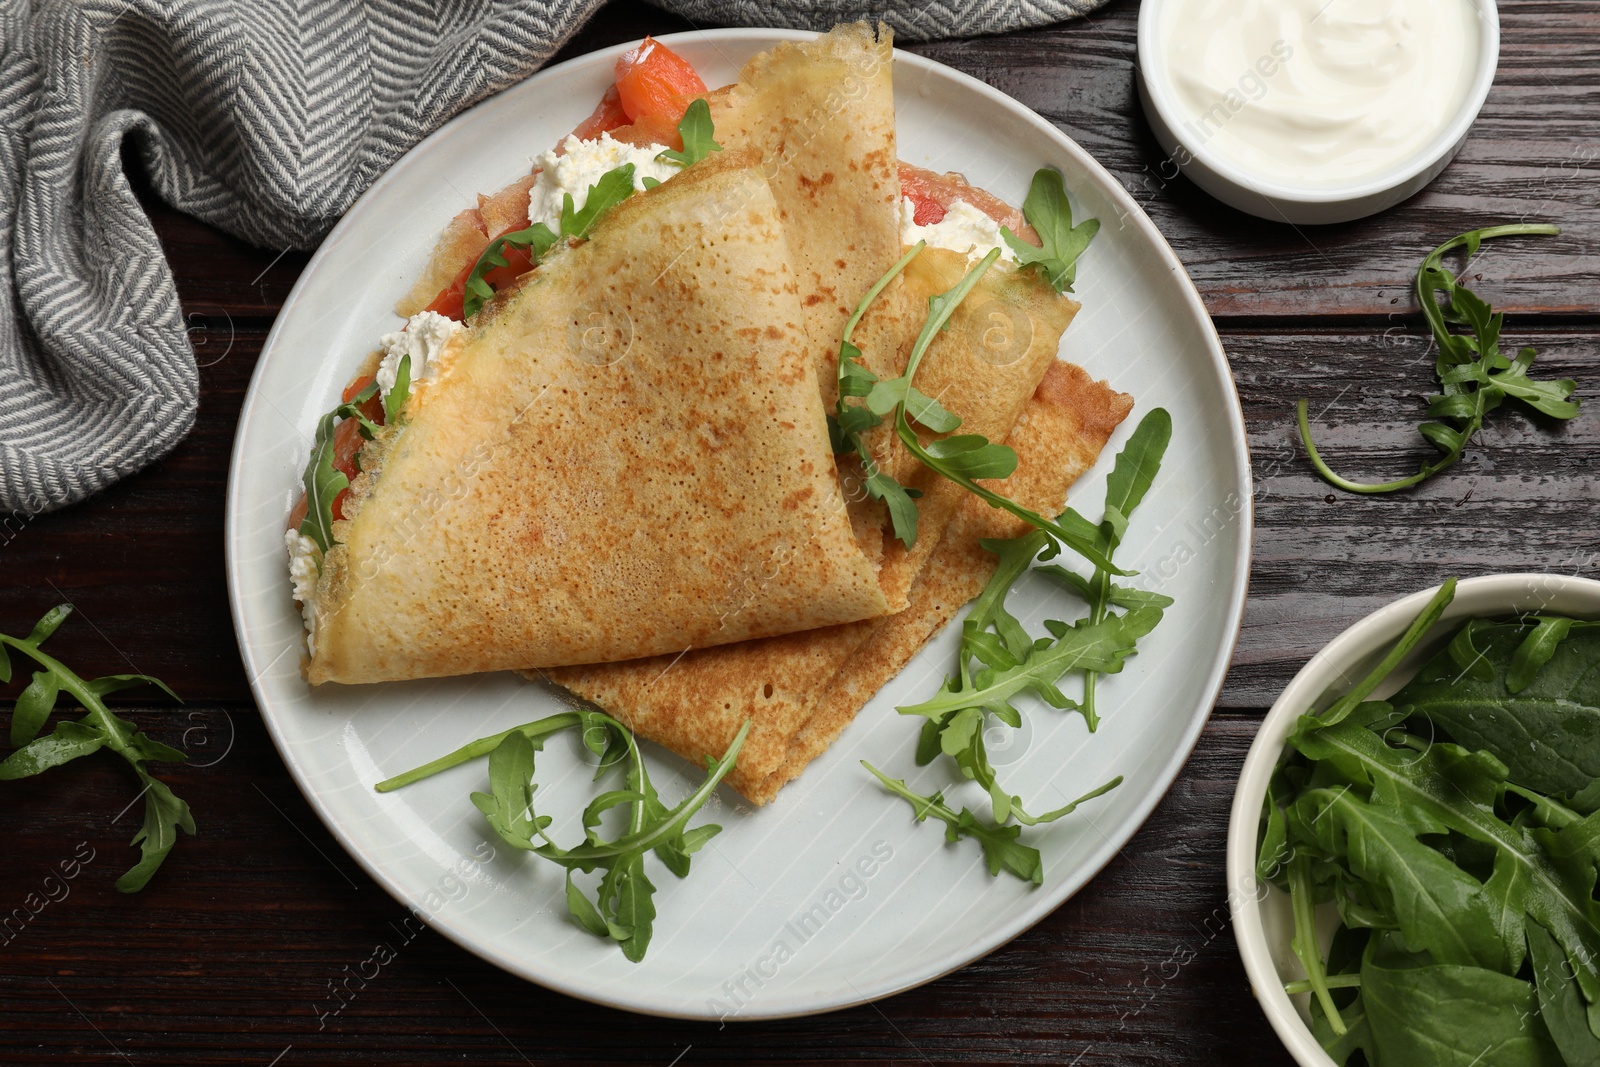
[1136,0,1499,225]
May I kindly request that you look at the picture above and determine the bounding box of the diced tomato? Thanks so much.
[287,495,308,533]
[570,84,630,143]
[329,414,366,521]
[897,162,1039,245]
[614,38,706,145]
[900,176,947,226]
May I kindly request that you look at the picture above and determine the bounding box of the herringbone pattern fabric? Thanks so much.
[0,0,1105,517]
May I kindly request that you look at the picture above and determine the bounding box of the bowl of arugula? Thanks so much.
[1228,572,1600,1067]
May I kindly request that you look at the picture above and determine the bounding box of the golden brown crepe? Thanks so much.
[545,360,1134,803]
[856,248,1080,609]
[706,23,901,389]
[304,152,891,685]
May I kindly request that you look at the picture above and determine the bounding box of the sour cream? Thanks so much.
[1155,0,1482,188]
[376,310,461,402]
[284,529,320,656]
[529,133,681,230]
[899,198,1017,263]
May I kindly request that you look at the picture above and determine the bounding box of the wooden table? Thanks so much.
[4,1,1596,1062]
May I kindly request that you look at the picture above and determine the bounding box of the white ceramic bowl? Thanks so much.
[1227,572,1600,1066]
[1135,0,1501,225]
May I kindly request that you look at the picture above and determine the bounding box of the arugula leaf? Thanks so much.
[116,771,196,893]
[560,163,637,241]
[1000,168,1100,294]
[864,376,961,433]
[460,160,643,322]
[0,605,191,892]
[1390,619,1600,797]
[0,720,103,778]
[1313,577,1457,728]
[1528,921,1600,1065]
[1509,616,1577,694]
[1298,224,1576,494]
[297,411,348,554]
[382,355,411,425]
[1360,933,1561,1066]
[392,710,747,962]
[12,670,60,746]
[862,762,1043,884]
[1287,784,1507,971]
[656,98,721,167]
[462,222,560,320]
[899,607,1164,723]
[331,379,383,444]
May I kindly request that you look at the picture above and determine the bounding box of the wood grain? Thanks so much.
[4,0,1597,1062]
[1229,323,1600,703]
[0,708,1289,1066]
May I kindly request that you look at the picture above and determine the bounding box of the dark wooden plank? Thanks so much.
[908,0,1600,318]
[1229,324,1600,705]
[146,0,1600,320]
[0,707,1289,1066]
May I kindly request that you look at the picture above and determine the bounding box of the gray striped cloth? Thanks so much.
[0,0,1105,517]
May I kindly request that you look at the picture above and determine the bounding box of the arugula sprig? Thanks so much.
[0,605,192,892]
[298,412,346,554]
[869,410,1172,881]
[828,241,930,546]
[376,710,747,962]
[892,252,1127,573]
[1036,408,1173,729]
[862,763,1045,882]
[655,97,721,168]
[1298,224,1576,494]
[830,244,1125,573]
[1000,168,1100,295]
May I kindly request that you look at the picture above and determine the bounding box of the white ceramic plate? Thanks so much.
[225,29,1251,1020]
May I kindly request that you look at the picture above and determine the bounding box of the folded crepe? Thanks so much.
[544,359,1134,803]
[531,26,1128,804]
[304,152,892,685]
